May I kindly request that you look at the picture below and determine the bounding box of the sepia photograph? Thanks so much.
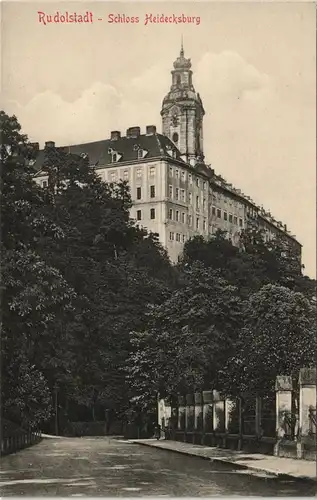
[1,0,316,496]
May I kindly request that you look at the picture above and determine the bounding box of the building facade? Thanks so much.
[33,46,301,264]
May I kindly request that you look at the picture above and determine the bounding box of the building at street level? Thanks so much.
[33,45,301,263]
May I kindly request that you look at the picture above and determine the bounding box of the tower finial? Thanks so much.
[180,35,184,56]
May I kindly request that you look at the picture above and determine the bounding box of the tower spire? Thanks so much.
[180,35,184,56]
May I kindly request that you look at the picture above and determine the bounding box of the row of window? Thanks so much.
[211,207,243,226]
[136,185,155,200]
[169,232,187,243]
[136,208,156,221]
[107,166,156,182]
[169,167,207,190]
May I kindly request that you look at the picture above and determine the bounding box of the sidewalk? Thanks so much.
[130,439,317,482]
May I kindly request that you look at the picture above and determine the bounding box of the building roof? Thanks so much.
[33,129,185,175]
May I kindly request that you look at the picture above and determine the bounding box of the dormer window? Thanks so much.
[111,152,118,163]
[137,149,143,159]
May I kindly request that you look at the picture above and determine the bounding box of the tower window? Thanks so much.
[172,132,179,143]
[150,208,156,220]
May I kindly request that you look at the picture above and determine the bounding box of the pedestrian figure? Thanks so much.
[154,424,161,440]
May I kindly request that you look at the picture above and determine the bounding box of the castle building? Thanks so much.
[33,45,301,264]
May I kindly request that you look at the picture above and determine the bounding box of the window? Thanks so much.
[239,218,243,227]
[42,180,48,188]
[150,208,155,219]
[229,214,233,223]
[149,166,155,177]
[111,152,119,163]
[189,173,192,184]
[188,215,192,226]
[176,233,180,242]
[175,169,179,178]
[217,209,221,218]
[175,210,179,222]
[182,234,186,243]
[123,170,129,181]
[203,181,206,190]
[196,217,199,229]
[181,189,185,202]
[169,208,173,220]
[175,188,179,200]
[137,149,144,159]
[172,132,179,143]
[224,212,228,221]
[137,187,142,200]
[169,232,174,241]
[181,171,185,181]
[234,216,238,225]
[169,167,173,177]
[203,220,206,231]
[189,192,192,204]
[110,171,117,182]
[181,212,185,223]
[196,178,199,187]
[212,206,216,216]
[137,210,141,220]
[169,185,173,198]
[196,196,199,210]
[136,168,142,178]
[150,185,155,198]
[203,198,206,211]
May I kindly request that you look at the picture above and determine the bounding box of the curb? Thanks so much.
[131,440,317,484]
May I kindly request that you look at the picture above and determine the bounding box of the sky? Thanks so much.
[2,1,316,277]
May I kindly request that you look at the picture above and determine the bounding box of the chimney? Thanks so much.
[45,141,55,148]
[30,142,40,152]
[126,126,141,138]
[110,130,121,140]
[146,125,156,135]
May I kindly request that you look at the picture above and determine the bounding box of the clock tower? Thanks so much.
[161,43,205,166]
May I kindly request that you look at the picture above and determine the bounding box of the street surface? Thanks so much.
[0,437,315,496]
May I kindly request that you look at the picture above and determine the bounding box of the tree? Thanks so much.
[219,284,317,397]
[1,111,76,429]
[128,262,242,407]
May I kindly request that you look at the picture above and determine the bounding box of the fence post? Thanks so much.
[274,375,292,457]
[185,394,195,440]
[297,367,316,459]
[255,394,262,438]
[178,395,185,433]
[202,391,213,445]
[194,392,203,444]
[213,390,225,446]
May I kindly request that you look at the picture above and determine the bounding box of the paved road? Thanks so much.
[0,437,315,496]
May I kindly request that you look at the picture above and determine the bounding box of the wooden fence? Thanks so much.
[1,430,42,457]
